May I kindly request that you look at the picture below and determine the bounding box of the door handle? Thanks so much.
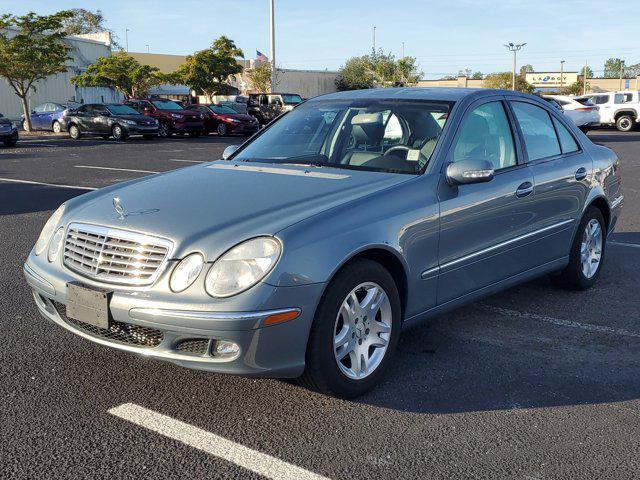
[575,167,588,181]
[516,181,534,198]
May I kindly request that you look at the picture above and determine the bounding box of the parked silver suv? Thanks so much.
[24,88,623,398]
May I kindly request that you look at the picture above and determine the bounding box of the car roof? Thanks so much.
[309,87,529,103]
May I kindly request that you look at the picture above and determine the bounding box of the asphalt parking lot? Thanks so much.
[1,131,639,479]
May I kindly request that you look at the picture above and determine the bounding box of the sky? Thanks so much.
[8,0,640,79]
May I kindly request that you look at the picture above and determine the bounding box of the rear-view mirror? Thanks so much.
[446,159,494,185]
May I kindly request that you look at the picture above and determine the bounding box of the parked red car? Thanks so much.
[185,104,260,136]
[125,98,205,138]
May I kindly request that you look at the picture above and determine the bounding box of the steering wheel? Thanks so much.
[384,145,411,157]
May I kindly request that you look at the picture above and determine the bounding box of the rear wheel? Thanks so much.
[217,123,228,136]
[616,115,635,132]
[299,259,401,398]
[68,124,81,140]
[22,120,29,131]
[52,120,61,134]
[552,206,606,290]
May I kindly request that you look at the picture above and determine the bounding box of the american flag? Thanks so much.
[256,50,269,62]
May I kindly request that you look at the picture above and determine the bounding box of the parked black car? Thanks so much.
[61,103,159,140]
[247,92,303,125]
[0,114,18,147]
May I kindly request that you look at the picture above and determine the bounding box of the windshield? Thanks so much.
[233,99,451,174]
[211,105,238,115]
[575,97,595,106]
[152,99,183,110]
[106,104,139,115]
[281,94,303,104]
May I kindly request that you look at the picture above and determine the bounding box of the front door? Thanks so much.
[436,98,537,304]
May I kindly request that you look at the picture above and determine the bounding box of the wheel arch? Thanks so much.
[587,196,611,231]
[614,109,637,120]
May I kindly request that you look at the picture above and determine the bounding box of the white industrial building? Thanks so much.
[0,30,123,120]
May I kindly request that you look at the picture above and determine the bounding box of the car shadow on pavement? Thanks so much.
[0,182,86,215]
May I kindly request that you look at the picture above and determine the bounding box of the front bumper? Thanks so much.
[228,122,259,134]
[172,121,205,133]
[24,257,324,378]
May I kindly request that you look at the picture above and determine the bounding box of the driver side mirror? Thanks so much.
[222,145,239,160]
[446,159,494,186]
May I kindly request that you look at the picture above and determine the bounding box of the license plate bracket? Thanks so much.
[66,282,112,329]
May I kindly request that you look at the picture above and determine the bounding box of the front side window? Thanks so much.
[106,104,139,115]
[211,105,237,115]
[452,102,516,170]
[512,102,561,161]
[281,94,303,105]
[233,99,451,174]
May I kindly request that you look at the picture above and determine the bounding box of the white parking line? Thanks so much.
[479,304,640,339]
[0,177,96,190]
[75,165,159,174]
[610,241,640,250]
[168,158,204,163]
[109,403,330,480]
[156,149,185,153]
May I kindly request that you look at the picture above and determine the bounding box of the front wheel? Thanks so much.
[112,124,126,140]
[52,121,61,133]
[299,259,401,398]
[616,115,635,132]
[552,206,606,290]
[158,121,171,138]
[68,124,81,140]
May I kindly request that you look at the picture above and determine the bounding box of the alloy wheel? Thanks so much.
[158,122,169,137]
[52,121,61,133]
[217,123,228,136]
[113,125,122,140]
[333,282,392,380]
[581,218,602,279]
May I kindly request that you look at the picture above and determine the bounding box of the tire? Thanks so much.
[68,124,81,140]
[217,123,228,136]
[143,135,155,140]
[22,120,28,131]
[158,121,171,138]
[3,132,18,147]
[52,121,61,134]
[298,259,402,398]
[551,206,606,290]
[616,115,635,132]
[112,124,126,141]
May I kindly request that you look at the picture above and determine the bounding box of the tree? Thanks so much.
[0,11,72,131]
[335,50,421,91]
[71,52,167,98]
[625,63,640,77]
[471,71,484,80]
[176,36,244,99]
[519,64,534,76]
[604,58,624,78]
[580,66,594,78]
[562,81,587,96]
[246,62,273,92]
[483,72,534,93]
[60,8,120,49]
[439,75,458,81]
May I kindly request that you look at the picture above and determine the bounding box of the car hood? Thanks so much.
[113,114,153,122]
[66,161,413,259]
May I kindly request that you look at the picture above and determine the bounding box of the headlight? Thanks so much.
[35,204,66,255]
[47,228,65,262]
[205,237,281,297]
[170,253,205,292]
[229,118,241,123]
[170,113,183,119]
[123,119,137,125]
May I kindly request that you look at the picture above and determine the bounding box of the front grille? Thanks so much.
[53,301,163,348]
[63,223,172,286]
[176,339,210,355]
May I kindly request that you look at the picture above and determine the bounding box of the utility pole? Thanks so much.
[269,0,276,92]
[504,43,526,91]
[372,26,376,52]
[560,60,565,89]
[583,60,588,95]
[145,44,149,53]
[125,29,129,52]
[619,60,625,91]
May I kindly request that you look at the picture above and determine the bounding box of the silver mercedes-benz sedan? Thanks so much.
[24,88,623,398]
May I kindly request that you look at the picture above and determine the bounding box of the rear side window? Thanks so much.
[453,101,516,170]
[552,117,579,154]
[511,102,561,161]
[614,94,625,104]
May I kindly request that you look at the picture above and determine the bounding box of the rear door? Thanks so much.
[436,97,537,304]
[30,104,47,129]
[91,105,112,134]
[509,99,591,265]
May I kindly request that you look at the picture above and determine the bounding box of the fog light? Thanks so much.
[214,340,240,357]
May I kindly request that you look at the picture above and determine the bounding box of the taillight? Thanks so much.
[575,107,594,111]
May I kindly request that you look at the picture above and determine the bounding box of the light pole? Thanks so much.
[269,0,276,92]
[504,42,526,90]
[560,60,565,89]
[125,29,130,52]
[373,26,376,52]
